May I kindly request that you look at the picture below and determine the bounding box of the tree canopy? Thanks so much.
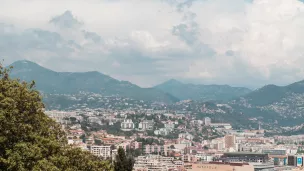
[0,65,112,171]
[114,147,134,171]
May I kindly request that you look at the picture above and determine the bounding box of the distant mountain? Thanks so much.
[9,60,179,103]
[240,80,304,106]
[230,80,304,127]
[154,79,252,101]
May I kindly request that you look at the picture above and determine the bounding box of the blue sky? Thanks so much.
[1,0,304,88]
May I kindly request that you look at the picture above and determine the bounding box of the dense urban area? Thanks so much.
[46,96,304,171]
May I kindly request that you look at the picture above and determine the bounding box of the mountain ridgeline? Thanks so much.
[229,80,304,127]
[9,60,178,103]
[154,79,252,101]
[240,80,304,106]
[8,60,304,128]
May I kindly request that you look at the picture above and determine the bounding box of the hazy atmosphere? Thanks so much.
[1,0,304,88]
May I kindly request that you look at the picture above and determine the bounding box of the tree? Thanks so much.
[114,147,134,171]
[0,65,112,171]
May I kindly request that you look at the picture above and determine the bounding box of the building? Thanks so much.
[179,133,194,141]
[87,116,102,125]
[154,128,171,136]
[218,152,270,163]
[184,162,254,171]
[210,123,232,129]
[121,119,135,131]
[133,155,177,171]
[225,135,236,149]
[90,145,111,158]
[143,145,170,156]
[204,117,211,126]
[138,120,154,131]
[164,123,175,131]
[216,152,275,171]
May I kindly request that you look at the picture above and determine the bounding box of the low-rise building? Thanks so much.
[184,162,254,171]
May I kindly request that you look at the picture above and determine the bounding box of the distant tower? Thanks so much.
[204,117,211,126]
[258,122,261,130]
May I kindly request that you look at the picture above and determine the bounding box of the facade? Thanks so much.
[179,133,194,141]
[218,152,270,163]
[225,135,236,149]
[184,162,254,171]
[210,123,232,129]
[143,145,170,156]
[139,120,154,131]
[154,128,171,136]
[121,119,135,131]
[133,155,178,171]
[90,145,111,158]
[164,123,175,131]
[204,117,211,126]
[87,116,102,125]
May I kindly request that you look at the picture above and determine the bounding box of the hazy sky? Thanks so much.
[1,0,304,88]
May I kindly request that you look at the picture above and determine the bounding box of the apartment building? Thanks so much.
[143,145,170,156]
[133,155,177,171]
[138,120,154,131]
[121,119,135,131]
[90,145,111,158]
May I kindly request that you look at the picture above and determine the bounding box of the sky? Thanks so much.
[1,0,304,88]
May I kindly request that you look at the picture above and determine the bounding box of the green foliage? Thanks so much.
[114,147,134,171]
[0,65,112,171]
[126,147,142,157]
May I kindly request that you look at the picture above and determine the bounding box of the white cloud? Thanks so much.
[0,0,304,88]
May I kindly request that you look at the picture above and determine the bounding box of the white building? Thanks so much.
[133,155,178,171]
[179,133,194,141]
[210,123,232,129]
[204,117,211,126]
[90,146,111,158]
[164,123,175,131]
[154,128,171,136]
[121,119,135,131]
[87,116,102,125]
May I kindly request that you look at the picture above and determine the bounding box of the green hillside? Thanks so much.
[9,60,179,103]
[154,79,252,101]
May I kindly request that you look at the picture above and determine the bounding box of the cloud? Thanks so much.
[0,0,304,88]
[82,30,102,43]
[50,10,83,29]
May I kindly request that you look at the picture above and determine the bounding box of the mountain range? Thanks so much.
[8,60,253,103]
[154,79,252,101]
[230,79,304,127]
[8,60,304,128]
[9,60,178,103]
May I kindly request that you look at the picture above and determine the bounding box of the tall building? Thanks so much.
[204,117,211,126]
[121,119,135,131]
[225,135,236,149]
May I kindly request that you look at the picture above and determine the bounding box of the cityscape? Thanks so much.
[44,101,304,171]
[2,0,304,171]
